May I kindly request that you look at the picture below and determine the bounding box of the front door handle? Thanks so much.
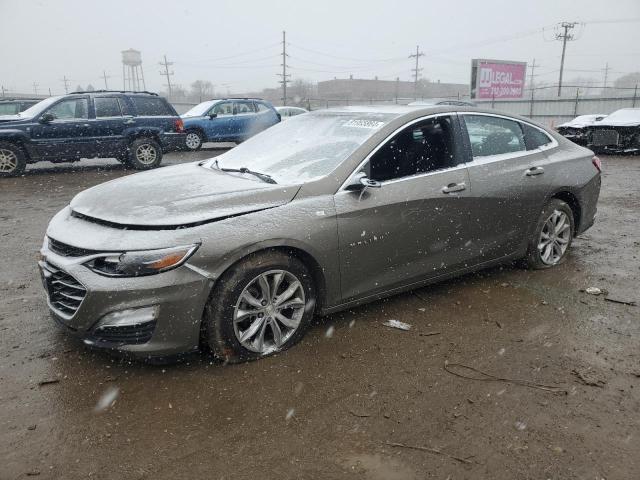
[442,182,466,194]
[525,166,545,176]
[123,118,135,125]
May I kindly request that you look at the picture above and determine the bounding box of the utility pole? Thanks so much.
[32,82,39,95]
[409,45,424,99]
[61,75,70,94]
[102,71,111,90]
[602,62,610,90]
[277,30,290,106]
[555,21,577,97]
[528,58,539,89]
[159,54,174,98]
[1,85,7,97]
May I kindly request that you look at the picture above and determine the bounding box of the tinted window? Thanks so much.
[234,101,256,114]
[521,122,553,150]
[131,97,172,116]
[255,103,271,113]
[94,97,122,117]
[46,98,88,120]
[211,102,233,116]
[367,116,457,182]
[463,114,525,157]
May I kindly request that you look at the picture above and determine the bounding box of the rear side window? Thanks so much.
[234,101,256,114]
[94,97,122,117]
[521,123,553,150]
[255,103,271,113]
[0,103,18,115]
[131,97,172,116]
[463,114,525,157]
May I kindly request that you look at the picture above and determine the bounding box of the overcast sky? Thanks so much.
[1,0,639,96]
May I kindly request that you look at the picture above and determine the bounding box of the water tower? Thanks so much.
[121,49,146,91]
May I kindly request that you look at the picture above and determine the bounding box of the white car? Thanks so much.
[276,106,308,120]
[556,114,607,145]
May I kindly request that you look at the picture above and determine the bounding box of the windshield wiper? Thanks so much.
[220,166,277,184]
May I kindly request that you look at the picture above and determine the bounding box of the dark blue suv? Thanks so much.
[0,91,186,176]
[181,98,280,150]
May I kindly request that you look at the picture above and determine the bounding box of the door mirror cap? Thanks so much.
[345,172,382,191]
[208,113,217,119]
[39,112,55,124]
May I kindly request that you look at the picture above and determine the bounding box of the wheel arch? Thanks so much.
[0,134,32,160]
[549,189,582,236]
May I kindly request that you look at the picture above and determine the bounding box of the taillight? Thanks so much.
[592,155,602,173]
[174,118,184,133]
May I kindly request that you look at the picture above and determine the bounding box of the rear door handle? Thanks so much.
[525,166,545,176]
[442,182,466,194]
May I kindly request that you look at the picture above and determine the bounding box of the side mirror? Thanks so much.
[345,171,381,191]
[40,112,55,124]
[208,113,217,119]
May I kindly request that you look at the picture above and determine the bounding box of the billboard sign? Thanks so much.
[471,59,527,99]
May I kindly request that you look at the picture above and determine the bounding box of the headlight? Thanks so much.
[85,244,199,277]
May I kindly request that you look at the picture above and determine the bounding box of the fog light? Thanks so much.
[98,306,159,328]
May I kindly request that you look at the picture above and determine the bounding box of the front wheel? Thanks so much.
[184,130,204,151]
[127,137,163,169]
[203,251,316,363]
[0,142,27,177]
[524,199,575,269]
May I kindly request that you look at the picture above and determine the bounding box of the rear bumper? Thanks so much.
[160,132,187,152]
[575,173,601,235]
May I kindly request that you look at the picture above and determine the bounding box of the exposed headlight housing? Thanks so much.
[85,244,199,277]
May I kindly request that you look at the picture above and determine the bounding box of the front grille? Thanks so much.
[48,237,97,257]
[41,262,87,317]
[93,322,156,345]
[591,129,620,146]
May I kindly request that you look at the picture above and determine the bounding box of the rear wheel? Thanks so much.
[203,251,316,363]
[185,130,204,151]
[126,137,163,169]
[0,142,27,177]
[524,199,575,269]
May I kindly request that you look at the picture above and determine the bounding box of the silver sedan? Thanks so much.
[39,105,601,361]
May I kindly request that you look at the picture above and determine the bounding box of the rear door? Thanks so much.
[232,100,258,139]
[30,96,91,160]
[92,96,127,156]
[460,113,555,261]
[334,114,474,302]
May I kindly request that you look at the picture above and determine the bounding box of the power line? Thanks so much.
[555,21,578,96]
[277,30,291,106]
[159,54,174,98]
[409,45,424,99]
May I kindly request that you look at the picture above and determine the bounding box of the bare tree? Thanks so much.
[190,80,214,102]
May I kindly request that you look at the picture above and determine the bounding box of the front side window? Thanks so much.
[463,114,525,157]
[521,122,553,150]
[131,97,172,116]
[0,103,19,115]
[366,115,457,182]
[211,102,234,116]
[46,98,88,120]
[234,101,256,115]
[94,97,122,118]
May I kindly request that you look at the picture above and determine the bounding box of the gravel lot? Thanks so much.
[1,152,638,480]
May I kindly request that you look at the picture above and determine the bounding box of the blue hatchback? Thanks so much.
[181,98,280,150]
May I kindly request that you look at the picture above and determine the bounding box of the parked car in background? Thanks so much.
[0,90,185,176]
[408,98,476,107]
[276,106,308,119]
[586,108,640,154]
[0,98,41,115]
[556,114,607,145]
[181,98,280,150]
[39,105,600,361]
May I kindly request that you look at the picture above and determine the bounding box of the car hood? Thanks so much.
[558,117,604,128]
[593,119,640,127]
[70,162,301,228]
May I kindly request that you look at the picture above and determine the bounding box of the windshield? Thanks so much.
[213,111,398,184]
[181,100,217,117]
[18,96,62,117]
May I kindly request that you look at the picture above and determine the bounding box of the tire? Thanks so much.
[203,250,316,363]
[524,199,575,269]
[184,130,204,151]
[0,142,27,177]
[126,137,163,169]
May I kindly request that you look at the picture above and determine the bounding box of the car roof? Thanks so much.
[68,90,160,96]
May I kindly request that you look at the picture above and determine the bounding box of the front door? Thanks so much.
[30,96,91,160]
[334,114,474,302]
[205,101,236,141]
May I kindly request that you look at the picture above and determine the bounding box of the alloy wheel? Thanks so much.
[0,148,18,173]
[185,132,202,150]
[233,270,306,354]
[538,209,571,265]
[135,144,157,165]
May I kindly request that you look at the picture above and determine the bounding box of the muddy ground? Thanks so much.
[1,153,639,480]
